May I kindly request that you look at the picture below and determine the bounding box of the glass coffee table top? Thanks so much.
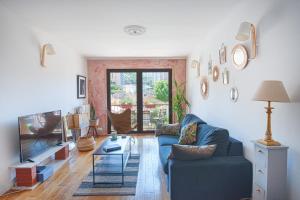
[92,136,132,185]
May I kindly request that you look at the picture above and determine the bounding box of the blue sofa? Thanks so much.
[158,114,252,200]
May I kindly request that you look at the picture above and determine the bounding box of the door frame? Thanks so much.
[107,68,172,133]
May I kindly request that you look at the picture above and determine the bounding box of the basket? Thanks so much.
[77,136,96,151]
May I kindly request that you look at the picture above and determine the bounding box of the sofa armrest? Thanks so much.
[155,123,180,137]
[168,156,252,200]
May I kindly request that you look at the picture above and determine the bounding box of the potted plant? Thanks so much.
[173,80,190,123]
[120,97,133,109]
[89,104,99,127]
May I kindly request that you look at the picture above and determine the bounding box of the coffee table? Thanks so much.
[92,136,131,185]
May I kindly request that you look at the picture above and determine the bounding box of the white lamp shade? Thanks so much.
[253,80,290,102]
[236,22,252,41]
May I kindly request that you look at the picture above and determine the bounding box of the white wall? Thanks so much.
[187,0,300,199]
[0,5,87,194]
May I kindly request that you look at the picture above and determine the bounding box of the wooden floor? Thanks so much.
[1,135,170,200]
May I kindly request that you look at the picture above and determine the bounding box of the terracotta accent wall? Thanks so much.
[87,59,186,133]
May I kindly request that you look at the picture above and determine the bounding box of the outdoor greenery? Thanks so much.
[123,73,136,84]
[154,80,169,102]
[120,96,134,105]
[110,82,122,94]
[173,80,190,123]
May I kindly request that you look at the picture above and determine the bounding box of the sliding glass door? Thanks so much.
[107,69,172,133]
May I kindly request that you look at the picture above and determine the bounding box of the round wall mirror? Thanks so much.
[200,77,209,99]
[230,87,239,102]
[232,44,248,70]
[212,65,219,82]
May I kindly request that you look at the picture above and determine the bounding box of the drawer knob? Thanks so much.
[258,149,263,153]
[258,169,264,174]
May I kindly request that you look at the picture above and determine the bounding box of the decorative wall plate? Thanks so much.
[200,77,209,99]
[222,68,229,85]
[230,87,239,102]
[191,60,200,68]
[212,65,220,82]
[219,43,226,64]
[208,55,212,75]
[232,44,248,70]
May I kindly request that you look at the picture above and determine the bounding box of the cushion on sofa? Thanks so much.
[180,114,206,130]
[158,135,179,146]
[196,124,229,156]
[178,122,197,145]
[159,145,172,173]
[169,144,216,160]
[155,123,180,136]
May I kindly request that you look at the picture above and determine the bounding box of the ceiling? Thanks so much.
[1,0,241,58]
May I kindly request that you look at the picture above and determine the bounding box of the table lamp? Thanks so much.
[253,80,290,146]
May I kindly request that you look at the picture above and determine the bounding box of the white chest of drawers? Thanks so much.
[252,142,288,200]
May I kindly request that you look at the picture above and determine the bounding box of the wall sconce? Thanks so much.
[236,22,257,59]
[40,43,56,67]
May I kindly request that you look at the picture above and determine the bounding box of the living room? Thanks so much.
[0,0,299,200]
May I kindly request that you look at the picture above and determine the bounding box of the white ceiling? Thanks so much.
[1,0,241,58]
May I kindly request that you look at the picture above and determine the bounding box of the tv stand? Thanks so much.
[10,142,71,189]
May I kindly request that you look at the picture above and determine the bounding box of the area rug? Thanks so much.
[73,154,140,196]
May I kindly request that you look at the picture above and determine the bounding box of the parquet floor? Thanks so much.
[1,135,169,200]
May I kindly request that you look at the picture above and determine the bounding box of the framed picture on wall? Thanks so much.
[77,75,86,99]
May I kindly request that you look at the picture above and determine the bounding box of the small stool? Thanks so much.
[88,125,98,137]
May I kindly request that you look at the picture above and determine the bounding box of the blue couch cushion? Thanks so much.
[159,145,172,173]
[196,124,229,156]
[158,135,179,146]
[227,137,244,156]
[180,114,206,129]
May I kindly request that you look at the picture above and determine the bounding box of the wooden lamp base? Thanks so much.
[258,101,281,146]
[257,138,281,146]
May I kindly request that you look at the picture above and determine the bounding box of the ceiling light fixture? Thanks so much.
[124,25,146,36]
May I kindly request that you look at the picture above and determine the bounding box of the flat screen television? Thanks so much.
[18,110,63,162]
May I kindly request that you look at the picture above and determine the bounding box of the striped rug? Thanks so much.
[73,154,140,196]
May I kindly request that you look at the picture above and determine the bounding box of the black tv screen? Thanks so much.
[18,110,63,162]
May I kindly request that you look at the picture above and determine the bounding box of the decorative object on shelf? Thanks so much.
[77,136,96,151]
[230,87,239,102]
[111,131,118,141]
[222,68,229,85]
[212,65,220,82]
[200,77,209,99]
[173,80,190,123]
[219,43,226,64]
[191,59,200,68]
[236,22,257,59]
[253,80,290,146]
[232,44,248,70]
[77,75,86,98]
[40,43,55,67]
[208,54,213,75]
